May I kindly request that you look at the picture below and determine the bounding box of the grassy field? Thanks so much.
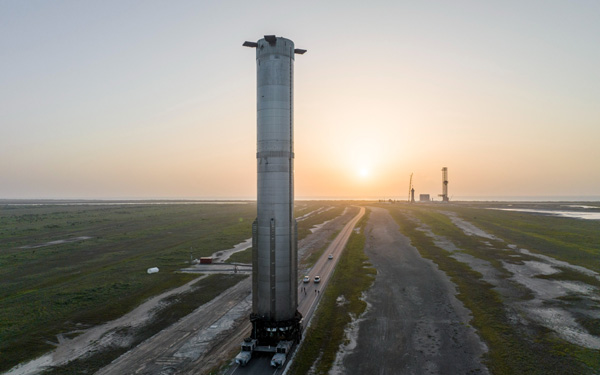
[225,201,351,266]
[0,200,353,372]
[301,229,341,269]
[296,204,347,240]
[226,247,252,263]
[0,202,256,372]
[43,274,247,374]
[289,209,375,375]
[445,202,600,274]
[385,202,600,374]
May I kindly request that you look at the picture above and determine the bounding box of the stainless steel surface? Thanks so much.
[253,36,299,321]
[231,207,366,375]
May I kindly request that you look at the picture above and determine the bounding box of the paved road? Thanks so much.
[96,207,365,375]
[297,206,365,319]
[230,207,366,375]
[339,207,489,375]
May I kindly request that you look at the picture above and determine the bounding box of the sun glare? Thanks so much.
[359,168,369,178]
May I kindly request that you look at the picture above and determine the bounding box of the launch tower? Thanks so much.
[440,167,449,202]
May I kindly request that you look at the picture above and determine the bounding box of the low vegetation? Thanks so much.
[386,203,599,374]
[296,204,347,240]
[289,209,375,375]
[42,274,247,374]
[226,247,252,264]
[443,203,600,274]
[301,229,341,269]
[0,202,255,372]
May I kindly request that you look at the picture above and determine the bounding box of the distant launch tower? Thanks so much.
[440,167,449,202]
[243,35,306,347]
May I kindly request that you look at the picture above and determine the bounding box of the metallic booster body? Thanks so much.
[245,35,305,345]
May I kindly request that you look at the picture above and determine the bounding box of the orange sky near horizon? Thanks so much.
[1,1,599,200]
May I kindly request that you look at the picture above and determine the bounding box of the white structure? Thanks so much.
[244,35,306,346]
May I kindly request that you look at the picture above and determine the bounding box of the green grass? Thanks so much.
[296,205,347,240]
[226,247,252,264]
[534,267,600,288]
[0,202,256,372]
[385,204,599,374]
[442,203,600,274]
[289,210,375,375]
[41,273,247,374]
[302,229,341,269]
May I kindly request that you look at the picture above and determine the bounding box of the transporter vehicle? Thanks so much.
[303,275,310,283]
[235,338,257,366]
[314,276,321,283]
[270,341,294,367]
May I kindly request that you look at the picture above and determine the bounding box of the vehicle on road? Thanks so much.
[328,254,333,259]
[271,353,286,368]
[271,341,293,367]
[303,275,310,283]
[235,338,257,366]
[314,276,321,283]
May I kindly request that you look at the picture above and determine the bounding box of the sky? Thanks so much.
[1,1,599,200]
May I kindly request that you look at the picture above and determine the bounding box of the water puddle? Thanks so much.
[20,236,93,249]
[491,208,600,220]
[297,206,331,222]
[564,205,599,209]
[444,212,497,239]
[418,213,600,350]
[210,238,251,263]
[503,260,600,349]
[310,219,333,233]
[527,306,600,349]
[519,249,600,280]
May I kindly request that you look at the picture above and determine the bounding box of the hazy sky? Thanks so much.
[1,1,599,200]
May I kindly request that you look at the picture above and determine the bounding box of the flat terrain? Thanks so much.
[339,207,488,375]
[1,201,356,374]
[293,201,599,375]
[3,200,599,374]
[383,202,600,374]
[1,201,350,373]
[0,201,256,372]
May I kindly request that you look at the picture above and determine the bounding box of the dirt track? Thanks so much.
[96,278,252,375]
[94,206,357,375]
[338,207,489,375]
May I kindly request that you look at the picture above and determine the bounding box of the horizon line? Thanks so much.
[2,195,600,203]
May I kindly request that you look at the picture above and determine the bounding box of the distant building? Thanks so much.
[419,194,430,202]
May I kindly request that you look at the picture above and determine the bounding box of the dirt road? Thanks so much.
[96,278,252,375]
[339,207,489,375]
[92,206,359,375]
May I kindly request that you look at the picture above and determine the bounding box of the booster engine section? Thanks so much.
[243,35,306,351]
